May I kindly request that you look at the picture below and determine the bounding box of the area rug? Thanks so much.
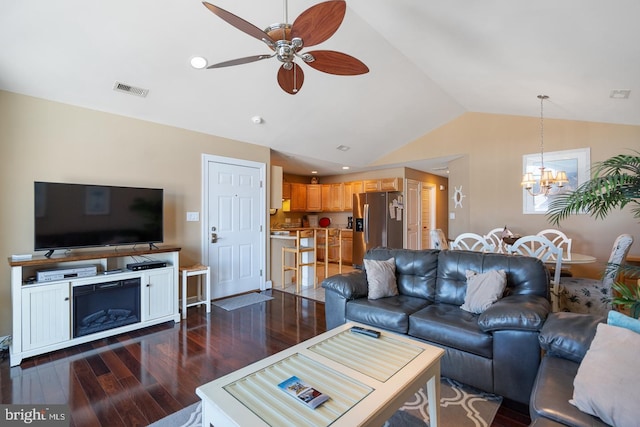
[211,292,274,311]
[148,377,501,427]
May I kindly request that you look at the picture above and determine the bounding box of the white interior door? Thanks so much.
[422,184,435,249]
[203,155,265,299]
[406,179,421,249]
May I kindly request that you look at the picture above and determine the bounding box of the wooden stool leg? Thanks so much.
[204,267,211,314]
[181,269,188,319]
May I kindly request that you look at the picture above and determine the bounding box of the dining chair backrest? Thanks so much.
[484,228,507,253]
[451,232,496,253]
[430,229,449,250]
[509,235,563,305]
[536,229,572,261]
[602,234,634,289]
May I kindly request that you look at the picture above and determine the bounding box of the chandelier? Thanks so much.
[521,95,568,196]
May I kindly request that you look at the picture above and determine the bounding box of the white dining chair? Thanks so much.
[450,233,496,253]
[509,235,563,311]
[536,229,572,261]
[430,229,449,250]
[484,228,507,253]
[559,234,634,316]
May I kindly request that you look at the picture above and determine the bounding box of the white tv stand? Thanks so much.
[8,246,181,366]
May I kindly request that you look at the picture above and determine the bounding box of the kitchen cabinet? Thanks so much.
[343,181,362,211]
[321,183,343,211]
[306,184,322,212]
[363,179,381,192]
[290,183,307,211]
[282,182,291,199]
[364,178,402,192]
[381,177,403,191]
[341,230,353,264]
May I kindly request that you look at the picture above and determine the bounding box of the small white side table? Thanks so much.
[179,264,211,319]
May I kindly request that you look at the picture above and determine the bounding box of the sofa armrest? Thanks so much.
[322,270,368,330]
[538,312,606,363]
[321,270,368,299]
[478,294,550,332]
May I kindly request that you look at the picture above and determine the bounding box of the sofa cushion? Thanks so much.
[346,295,431,334]
[436,251,550,305]
[571,323,639,427]
[409,304,493,358]
[539,312,605,363]
[461,269,507,314]
[365,248,439,300]
[529,356,608,427]
[364,257,398,300]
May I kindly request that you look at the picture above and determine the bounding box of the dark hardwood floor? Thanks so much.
[0,290,531,426]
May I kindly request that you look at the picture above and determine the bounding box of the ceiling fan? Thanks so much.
[201,0,369,95]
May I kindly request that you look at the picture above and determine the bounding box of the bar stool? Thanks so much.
[315,228,342,282]
[282,230,316,293]
[179,264,211,319]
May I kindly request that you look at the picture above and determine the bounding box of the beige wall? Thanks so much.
[377,112,640,277]
[0,90,271,336]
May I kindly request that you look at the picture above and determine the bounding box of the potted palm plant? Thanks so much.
[546,151,640,316]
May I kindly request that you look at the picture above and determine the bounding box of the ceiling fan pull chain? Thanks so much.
[293,62,298,93]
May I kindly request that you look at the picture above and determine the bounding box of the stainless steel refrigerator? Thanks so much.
[352,191,404,268]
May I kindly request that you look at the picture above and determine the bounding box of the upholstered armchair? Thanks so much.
[559,234,634,316]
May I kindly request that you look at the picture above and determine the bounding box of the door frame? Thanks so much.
[201,154,267,291]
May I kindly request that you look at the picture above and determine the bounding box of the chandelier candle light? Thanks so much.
[521,95,568,196]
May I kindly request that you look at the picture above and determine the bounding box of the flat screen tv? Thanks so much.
[35,181,163,255]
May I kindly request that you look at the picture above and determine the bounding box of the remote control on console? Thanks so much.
[350,326,381,338]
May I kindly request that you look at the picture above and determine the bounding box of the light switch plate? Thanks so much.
[449,212,455,220]
[186,212,199,222]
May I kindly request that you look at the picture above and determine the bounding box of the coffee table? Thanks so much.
[196,322,444,426]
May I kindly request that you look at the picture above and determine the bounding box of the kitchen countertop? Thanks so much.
[270,228,353,239]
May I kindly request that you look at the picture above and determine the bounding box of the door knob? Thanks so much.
[211,233,218,243]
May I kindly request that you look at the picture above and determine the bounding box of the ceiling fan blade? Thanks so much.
[207,54,273,69]
[202,2,275,46]
[291,0,346,47]
[277,64,305,95]
[304,50,369,75]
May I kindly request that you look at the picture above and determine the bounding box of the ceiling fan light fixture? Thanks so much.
[201,0,367,94]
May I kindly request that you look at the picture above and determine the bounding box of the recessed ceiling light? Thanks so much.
[336,145,350,152]
[311,170,318,174]
[610,89,631,99]
[342,166,350,170]
[190,56,208,69]
[251,116,263,124]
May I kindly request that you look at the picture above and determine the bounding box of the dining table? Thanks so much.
[550,253,597,265]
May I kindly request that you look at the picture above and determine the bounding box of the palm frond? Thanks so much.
[546,151,640,225]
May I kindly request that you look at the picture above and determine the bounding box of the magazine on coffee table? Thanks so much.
[277,376,330,409]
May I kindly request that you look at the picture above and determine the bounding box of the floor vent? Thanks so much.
[113,81,149,97]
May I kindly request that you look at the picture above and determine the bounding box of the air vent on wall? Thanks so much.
[113,81,149,97]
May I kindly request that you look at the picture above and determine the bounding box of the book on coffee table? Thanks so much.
[277,376,329,409]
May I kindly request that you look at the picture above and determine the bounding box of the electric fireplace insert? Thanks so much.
[73,277,141,338]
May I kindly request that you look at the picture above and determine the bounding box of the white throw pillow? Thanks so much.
[364,257,398,300]
[571,323,640,427]
[460,269,507,314]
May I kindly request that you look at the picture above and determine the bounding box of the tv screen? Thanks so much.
[34,182,163,252]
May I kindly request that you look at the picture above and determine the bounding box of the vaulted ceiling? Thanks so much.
[2,1,638,176]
